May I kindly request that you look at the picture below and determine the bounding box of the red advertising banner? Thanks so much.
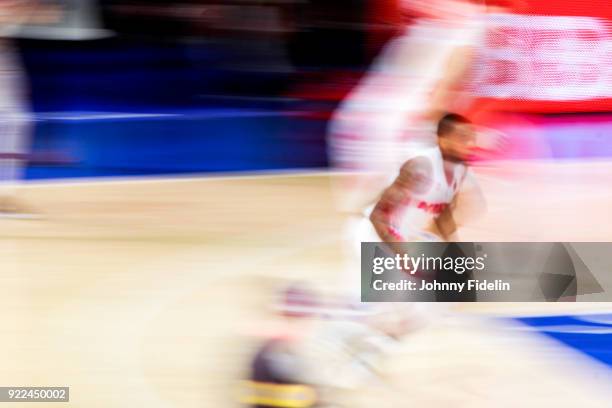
[472,0,612,112]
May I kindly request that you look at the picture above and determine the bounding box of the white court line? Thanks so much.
[35,110,304,121]
[18,157,612,189]
[15,168,332,189]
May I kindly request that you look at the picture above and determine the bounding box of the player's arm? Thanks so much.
[369,188,405,244]
[435,170,486,241]
[369,157,431,248]
[369,183,414,258]
[434,196,459,242]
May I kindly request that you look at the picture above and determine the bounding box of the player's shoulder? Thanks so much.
[398,149,439,194]
[399,148,439,175]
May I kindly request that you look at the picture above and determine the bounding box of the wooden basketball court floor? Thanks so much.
[1,159,612,407]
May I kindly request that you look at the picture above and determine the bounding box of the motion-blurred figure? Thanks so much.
[0,0,102,216]
[329,0,487,303]
[0,1,37,215]
[328,0,485,212]
[368,113,485,244]
[243,305,414,408]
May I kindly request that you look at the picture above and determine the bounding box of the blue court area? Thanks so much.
[516,314,612,369]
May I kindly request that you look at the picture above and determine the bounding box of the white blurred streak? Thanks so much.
[0,37,30,195]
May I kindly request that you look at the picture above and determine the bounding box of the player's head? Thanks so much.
[436,113,475,162]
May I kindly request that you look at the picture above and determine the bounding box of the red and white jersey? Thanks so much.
[369,147,469,239]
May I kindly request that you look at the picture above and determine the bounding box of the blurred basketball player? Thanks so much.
[339,112,484,304]
[244,306,414,407]
[369,113,485,245]
[0,1,59,216]
[328,0,489,300]
[328,0,486,213]
[248,117,487,403]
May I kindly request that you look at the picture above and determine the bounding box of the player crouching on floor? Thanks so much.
[369,113,485,245]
